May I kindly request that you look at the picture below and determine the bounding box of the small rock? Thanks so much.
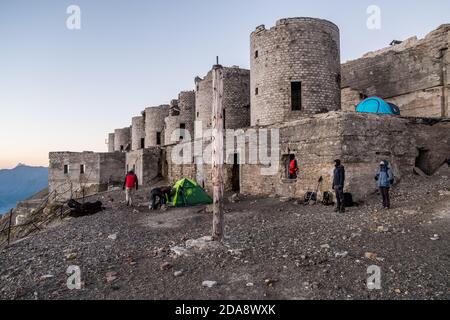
[108,233,118,241]
[394,288,401,294]
[279,197,291,203]
[364,252,377,260]
[430,234,440,241]
[174,270,184,277]
[246,283,254,287]
[133,209,139,214]
[335,251,348,258]
[320,244,330,250]
[377,226,389,233]
[65,252,77,261]
[160,262,173,271]
[264,278,278,286]
[170,246,189,257]
[202,280,217,288]
[229,193,240,203]
[39,274,54,281]
[105,272,118,283]
[160,204,168,212]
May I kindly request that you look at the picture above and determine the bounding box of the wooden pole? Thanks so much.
[211,62,224,241]
[7,209,13,245]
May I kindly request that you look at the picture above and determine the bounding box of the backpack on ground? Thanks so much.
[343,193,354,207]
[322,192,334,206]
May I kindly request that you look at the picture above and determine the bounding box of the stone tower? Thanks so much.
[250,17,341,126]
[195,66,250,136]
[131,115,145,151]
[164,91,195,145]
[108,133,115,152]
[144,105,170,147]
[114,127,131,152]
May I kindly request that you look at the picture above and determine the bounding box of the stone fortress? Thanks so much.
[49,17,450,203]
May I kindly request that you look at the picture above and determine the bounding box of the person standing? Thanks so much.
[375,160,394,209]
[123,170,138,206]
[332,159,346,213]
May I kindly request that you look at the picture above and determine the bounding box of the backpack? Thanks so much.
[344,193,354,207]
[322,192,334,206]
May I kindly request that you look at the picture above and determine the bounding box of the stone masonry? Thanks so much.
[114,127,131,152]
[250,18,341,126]
[195,66,250,136]
[49,151,125,201]
[131,115,145,151]
[342,24,450,118]
[145,105,169,148]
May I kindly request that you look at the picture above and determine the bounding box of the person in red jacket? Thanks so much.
[289,154,299,179]
[122,170,138,206]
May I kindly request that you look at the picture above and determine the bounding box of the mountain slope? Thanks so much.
[0,164,48,214]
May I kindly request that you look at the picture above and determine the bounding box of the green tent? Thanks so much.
[171,178,213,207]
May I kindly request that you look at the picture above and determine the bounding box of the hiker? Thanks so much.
[289,154,299,179]
[122,170,138,206]
[149,186,172,210]
[375,160,394,209]
[332,159,346,213]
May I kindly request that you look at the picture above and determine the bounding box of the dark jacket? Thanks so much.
[332,165,345,189]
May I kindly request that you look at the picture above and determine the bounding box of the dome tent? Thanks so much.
[170,178,212,207]
[355,97,400,115]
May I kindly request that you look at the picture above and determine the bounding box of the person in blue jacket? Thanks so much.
[375,160,394,209]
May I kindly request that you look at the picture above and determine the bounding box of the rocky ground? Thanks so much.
[0,168,449,300]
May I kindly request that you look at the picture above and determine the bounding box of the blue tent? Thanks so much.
[356,97,401,115]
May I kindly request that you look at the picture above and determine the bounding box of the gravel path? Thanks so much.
[0,172,449,300]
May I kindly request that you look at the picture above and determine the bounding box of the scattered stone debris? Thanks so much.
[105,272,118,283]
[170,246,189,257]
[174,270,184,277]
[160,262,173,271]
[229,194,240,203]
[364,252,378,260]
[202,281,217,288]
[108,233,118,241]
[335,251,348,259]
[430,234,440,241]
[65,252,77,261]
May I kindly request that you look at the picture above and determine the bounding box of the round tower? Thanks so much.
[114,127,131,152]
[108,133,115,152]
[250,17,341,126]
[195,66,250,137]
[144,105,169,147]
[164,91,196,145]
[131,116,145,150]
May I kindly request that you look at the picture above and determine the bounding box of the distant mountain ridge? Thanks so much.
[0,164,48,215]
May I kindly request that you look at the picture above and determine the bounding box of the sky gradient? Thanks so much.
[1,0,449,169]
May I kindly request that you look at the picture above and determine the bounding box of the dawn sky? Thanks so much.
[1,0,449,169]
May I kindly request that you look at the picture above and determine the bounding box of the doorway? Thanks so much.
[232,153,240,192]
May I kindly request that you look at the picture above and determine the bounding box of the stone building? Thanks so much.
[107,133,115,152]
[250,17,341,126]
[145,105,169,148]
[195,66,250,135]
[114,127,131,152]
[164,91,196,146]
[49,151,125,201]
[125,148,162,185]
[341,24,450,118]
[131,115,145,151]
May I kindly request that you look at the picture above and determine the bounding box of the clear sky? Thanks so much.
[1,0,449,169]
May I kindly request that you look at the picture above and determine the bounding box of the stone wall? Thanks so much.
[49,151,125,201]
[239,112,450,202]
[114,127,131,152]
[195,66,250,136]
[164,93,196,146]
[131,116,145,151]
[250,17,341,126]
[145,105,169,147]
[108,133,115,152]
[341,24,450,118]
[126,148,162,185]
